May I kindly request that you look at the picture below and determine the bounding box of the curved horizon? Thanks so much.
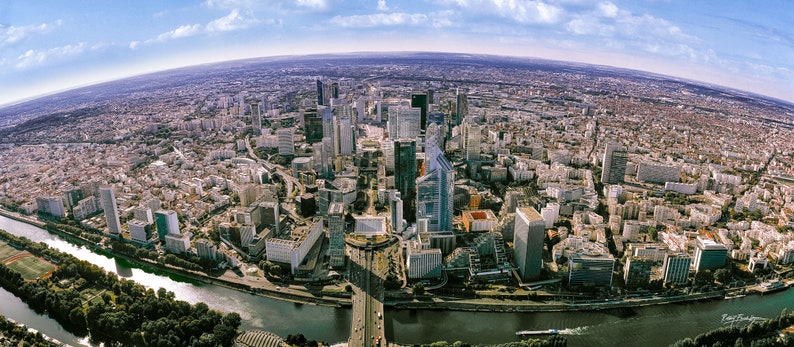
[1,1,792,106]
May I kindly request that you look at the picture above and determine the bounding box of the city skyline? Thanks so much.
[1,0,792,107]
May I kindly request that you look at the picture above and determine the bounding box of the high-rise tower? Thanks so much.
[601,142,629,184]
[394,139,417,223]
[99,187,122,237]
[513,207,546,281]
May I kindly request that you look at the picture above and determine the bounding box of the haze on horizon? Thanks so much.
[1,0,792,107]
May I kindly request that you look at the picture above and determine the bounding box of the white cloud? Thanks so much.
[203,0,256,9]
[16,42,86,69]
[207,9,255,32]
[156,24,203,41]
[377,0,389,11]
[0,19,62,47]
[437,0,563,24]
[330,11,455,28]
[564,2,704,61]
[296,0,327,10]
[597,1,618,18]
[131,9,262,49]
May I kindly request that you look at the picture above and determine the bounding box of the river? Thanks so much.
[1,215,791,346]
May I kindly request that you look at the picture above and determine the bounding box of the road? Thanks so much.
[349,243,386,347]
[243,135,304,199]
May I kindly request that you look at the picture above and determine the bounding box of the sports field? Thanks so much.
[7,255,56,280]
[1,240,57,280]
[0,242,18,260]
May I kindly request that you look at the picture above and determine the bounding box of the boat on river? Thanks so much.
[516,329,559,336]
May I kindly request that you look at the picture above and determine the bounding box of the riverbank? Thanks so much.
[0,209,784,315]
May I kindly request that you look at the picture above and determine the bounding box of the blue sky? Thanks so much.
[1,0,792,106]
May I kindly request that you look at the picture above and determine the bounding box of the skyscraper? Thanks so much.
[99,187,122,237]
[154,209,180,242]
[334,105,354,156]
[389,190,403,233]
[663,253,691,286]
[456,91,468,126]
[251,103,262,135]
[416,145,454,232]
[388,106,421,140]
[693,237,728,273]
[464,122,481,162]
[601,142,629,184]
[411,93,428,131]
[303,108,323,144]
[394,139,417,223]
[327,202,346,268]
[277,127,295,156]
[316,80,325,106]
[513,207,546,281]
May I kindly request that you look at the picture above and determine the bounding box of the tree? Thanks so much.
[412,282,426,295]
[714,268,732,285]
[695,270,713,286]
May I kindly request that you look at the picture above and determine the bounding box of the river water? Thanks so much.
[1,215,791,346]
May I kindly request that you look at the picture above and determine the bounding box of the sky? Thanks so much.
[1,0,792,106]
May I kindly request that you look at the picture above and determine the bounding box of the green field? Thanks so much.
[0,241,20,260]
[7,255,56,280]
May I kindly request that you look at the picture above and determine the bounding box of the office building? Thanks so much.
[327,202,346,268]
[623,256,654,288]
[513,207,546,281]
[36,196,66,218]
[388,107,421,140]
[416,147,454,232]
[455,91,468,126]
[99,187,122,237]
[461,210,498,232]
[195,239,217,260]
[354,216,388,236]
[663,253,691,286]
[636,161,681,184]
[277,127,295,156]
[464,122,481,162]
[601,143,628,184]
[303,108,323,144]
[411,93,428,131]
[394,139,417,223]
[568,253,615,287]
[154,210,180,242]
[165,233,190,254]
[251,103,262,135]
[406,242,442,279]
[265,219,324,274]
[389,190,404,233]
[693,237,728,273]
[128,220,152,245]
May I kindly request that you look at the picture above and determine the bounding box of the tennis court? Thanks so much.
[6,255,56,280]
[0,241,20,260]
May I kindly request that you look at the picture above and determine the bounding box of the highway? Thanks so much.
[349,243,386,347]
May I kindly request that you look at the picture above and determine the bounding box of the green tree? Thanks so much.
[412,282,426,295]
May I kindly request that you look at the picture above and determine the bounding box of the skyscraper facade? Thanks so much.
[277,127,295,156]
[154,209,180,242]
[693,237,728,273]
[99,187,122,237]
[464,122,481,162]
[394,139,417,223]
[327,202,346,268]
[663,253,691,286]
[388,106,421,140]
[513,207,546,281]
[456,92,468,126]
[416,146,454,232]
[411,93,428,131]
[601,142,629,184]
